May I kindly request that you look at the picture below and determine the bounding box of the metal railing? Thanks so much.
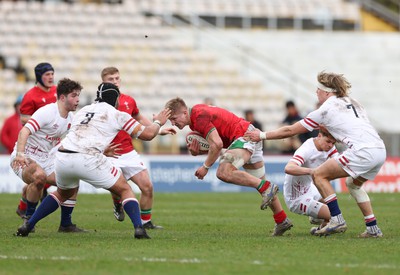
[359,0,400,29]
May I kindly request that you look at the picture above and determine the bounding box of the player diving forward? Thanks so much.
[165,97,293,236]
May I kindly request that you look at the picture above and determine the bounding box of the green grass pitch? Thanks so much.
[1,192,399,274]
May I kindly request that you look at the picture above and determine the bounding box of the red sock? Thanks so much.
[273,210,287,224]
[141,209,152,222]
[257,180,271,194]
[19,198,27,211]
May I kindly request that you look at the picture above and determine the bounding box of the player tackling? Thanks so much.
[245,71,386,238]
[16,83,171,239]
[283,130,338,234]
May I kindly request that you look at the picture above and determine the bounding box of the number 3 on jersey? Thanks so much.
[346,104,359,118]
[80,112,95,124]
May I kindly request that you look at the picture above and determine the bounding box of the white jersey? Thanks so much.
[19,102,73,153]
[61,102,144,155]
[300,96,385,151]
[284,138,338,201]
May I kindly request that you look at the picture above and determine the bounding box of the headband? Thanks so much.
[317,82,336,93]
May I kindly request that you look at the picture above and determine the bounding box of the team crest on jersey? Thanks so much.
[53,123,59,129]
[124,101,130,110]
[67,123,71,130]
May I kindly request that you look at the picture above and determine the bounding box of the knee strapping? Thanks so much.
[346,177,370,203]
[220,153,245,169]
[245,167,265,179]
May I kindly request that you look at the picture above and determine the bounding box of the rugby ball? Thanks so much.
[186,131,210,152]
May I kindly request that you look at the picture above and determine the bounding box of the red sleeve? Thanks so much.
[0,114,21,153]
[191,107,215,137]
[19,92,36,116]
[118,94,139,116]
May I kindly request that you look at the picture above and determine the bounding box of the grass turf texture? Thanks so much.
[0,192,399,275]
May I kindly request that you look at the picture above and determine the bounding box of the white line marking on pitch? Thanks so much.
[0,255,202,264]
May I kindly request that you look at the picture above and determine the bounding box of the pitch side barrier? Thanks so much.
[0,155,398,194]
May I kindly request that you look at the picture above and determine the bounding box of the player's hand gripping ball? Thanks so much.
[186,131,210,153]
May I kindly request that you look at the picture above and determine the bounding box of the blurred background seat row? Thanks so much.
[0,0,399,155]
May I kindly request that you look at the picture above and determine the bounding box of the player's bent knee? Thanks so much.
[346,177,370,203]
[32,171,47,186]
[220,152,245,169]
[216,169,229,182]
[307,200,325,218]
[244,166,265,179]
[139,183,153,195]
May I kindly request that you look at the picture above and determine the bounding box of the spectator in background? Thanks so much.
[244,109,263,131]
[203,97,215,106]
[280,100,309,154]
[1,94,23,154]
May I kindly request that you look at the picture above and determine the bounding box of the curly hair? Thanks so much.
[57,78,83,99]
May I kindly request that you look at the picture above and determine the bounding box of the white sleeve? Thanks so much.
[300,108,322,132]
[24,105,52,134]
[116,110,144,137]
[290,140,312,166]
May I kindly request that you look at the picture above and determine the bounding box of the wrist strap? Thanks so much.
[259,132,267,140]
[203,163,211,169]
[153,120,161,127]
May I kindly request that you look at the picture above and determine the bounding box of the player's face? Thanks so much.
[103,73,121,88]
[65,90,81,111]
[318,135,336,152]
[169,109,188,130]
[316,89,330,104]
[42,71,54,88]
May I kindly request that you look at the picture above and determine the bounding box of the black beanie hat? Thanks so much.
[34,62,54,87]
[96,83,120,107]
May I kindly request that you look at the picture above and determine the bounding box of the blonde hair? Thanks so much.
[317,71,351,97]
[101,66,119,80]
[165,97,187,115]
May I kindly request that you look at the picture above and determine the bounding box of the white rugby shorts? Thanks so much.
[284,184,323,216]
[108,150,147,180]
[10,147,55,179]
[335,147,386,180]
[55,151,121,190]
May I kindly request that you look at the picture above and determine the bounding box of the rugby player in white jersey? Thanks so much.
[283,130,338,234]
[245,71,386,238]
[11,78,84,233]
[16,83,170,239]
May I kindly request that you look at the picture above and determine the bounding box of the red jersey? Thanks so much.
[111,93,140,154]
[189,104,250,148]
[0,112,23,153]
[20,86,57,116]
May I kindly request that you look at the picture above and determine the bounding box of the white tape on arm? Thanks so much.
[259,132,267,140]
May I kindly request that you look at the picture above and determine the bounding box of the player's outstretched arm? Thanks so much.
[137,108,171,141]
[245,121,308,142]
